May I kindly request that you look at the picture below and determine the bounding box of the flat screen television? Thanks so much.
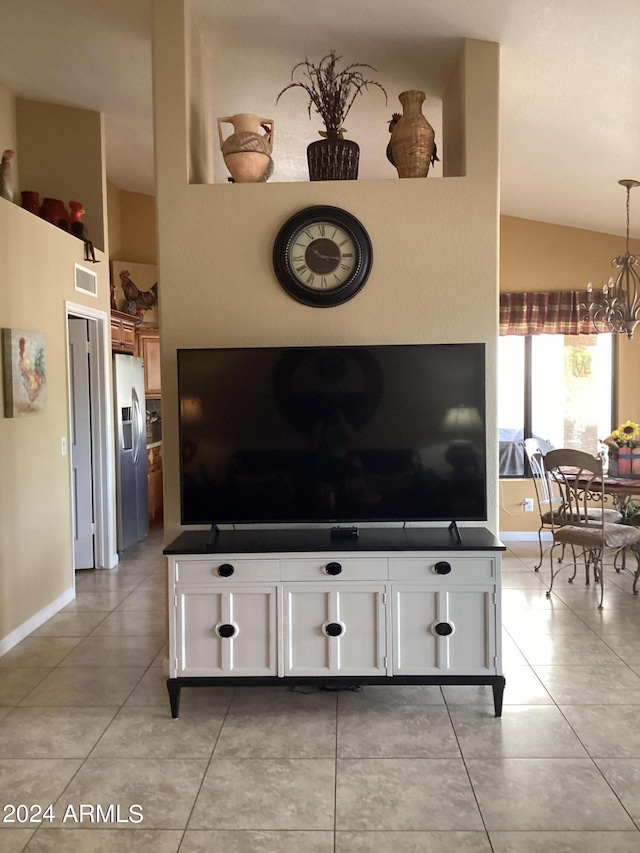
[177,343,487,527]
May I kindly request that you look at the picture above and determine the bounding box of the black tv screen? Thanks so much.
[178,343,487,526]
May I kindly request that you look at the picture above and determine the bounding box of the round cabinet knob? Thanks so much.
[325,562,343,576]
[217,623,236,638]
[217,563,234,577]
[434,561,452,575]
[324,622,344,637]
[434,622,454,636]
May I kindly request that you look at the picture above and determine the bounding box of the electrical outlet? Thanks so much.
[523,497,534,512]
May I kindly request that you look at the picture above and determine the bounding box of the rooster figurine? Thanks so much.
[69,201,98,263]
[386,114,401,167]
[1,149,15,201]
[119,269,158,319]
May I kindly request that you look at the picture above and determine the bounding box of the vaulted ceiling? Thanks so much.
[1,0,639,238]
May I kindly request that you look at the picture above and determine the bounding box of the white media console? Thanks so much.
[164,527,505,718]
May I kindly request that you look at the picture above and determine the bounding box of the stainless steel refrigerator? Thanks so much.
[113,354,149,552]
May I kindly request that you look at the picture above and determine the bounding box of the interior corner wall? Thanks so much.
[106,183,158,266]
[153,2,500,541]
[15,99,105,252]
[0,82,17,180]
[442,46,466,178]
[186,1,214,185]
[107,181,123,260]
[117,190,158,265]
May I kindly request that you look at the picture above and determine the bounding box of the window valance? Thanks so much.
[499,290,595,336]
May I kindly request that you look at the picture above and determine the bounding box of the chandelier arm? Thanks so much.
[584,180,640,338]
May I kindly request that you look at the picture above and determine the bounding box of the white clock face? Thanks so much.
[288,222,357,291]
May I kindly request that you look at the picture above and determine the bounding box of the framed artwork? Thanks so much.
[2,328,47,417]
[111,261,159,327]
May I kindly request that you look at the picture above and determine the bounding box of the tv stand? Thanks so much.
[448,520,462,544]
[164,526,505,718]
[206,524,220,545]
[330,525,359,539]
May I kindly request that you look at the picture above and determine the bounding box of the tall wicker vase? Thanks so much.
[390,90,435,178]
[218,114,274,183]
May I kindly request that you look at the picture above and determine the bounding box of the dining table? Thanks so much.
[579,475,640,514]
[566,473,640,592]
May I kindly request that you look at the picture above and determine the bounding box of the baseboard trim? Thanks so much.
[0,586,76,657]
[499,531,552,542]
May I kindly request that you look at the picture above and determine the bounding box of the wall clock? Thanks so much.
[273,205,373,307]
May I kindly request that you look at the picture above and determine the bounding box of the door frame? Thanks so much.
[65,301,118,569]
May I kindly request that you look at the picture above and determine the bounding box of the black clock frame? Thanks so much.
[273,205,373,307]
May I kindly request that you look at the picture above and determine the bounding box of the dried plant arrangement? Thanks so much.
[276,50,387,138]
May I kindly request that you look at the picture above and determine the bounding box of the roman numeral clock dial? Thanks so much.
[273,205,373,307]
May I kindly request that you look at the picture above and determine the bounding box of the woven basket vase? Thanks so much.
[390,90,435,179]
[307,138,360,181]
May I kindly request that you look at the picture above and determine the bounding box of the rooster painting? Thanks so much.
[2,329,47,417]
[118,269,159,319]
[19,336,46,403]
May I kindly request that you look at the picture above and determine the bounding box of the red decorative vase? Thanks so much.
[21,191,40,215]
[40,198,69,230]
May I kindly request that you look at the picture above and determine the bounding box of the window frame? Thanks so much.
[499,333,618,479]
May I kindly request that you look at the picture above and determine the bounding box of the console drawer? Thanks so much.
[174,558,280,584]
[389,557,495,583]
[281,557,388,581]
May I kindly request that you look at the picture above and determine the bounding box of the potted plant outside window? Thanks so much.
[276,50,387,181]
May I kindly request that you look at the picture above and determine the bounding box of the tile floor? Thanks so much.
[3,533,640,850]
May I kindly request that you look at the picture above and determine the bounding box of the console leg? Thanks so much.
[492,677,506,717]
[167,679,181,719]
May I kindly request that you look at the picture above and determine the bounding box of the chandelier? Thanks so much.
[584,178,640,339]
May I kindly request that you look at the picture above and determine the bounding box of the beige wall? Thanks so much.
[107,181,158,266]
[0,83,16,181]
[153,1,501,541]
[107,181,123,260]
[499,216,640,532]
[16,99,106,252]
[0,201,110,642]
[0,91,110,646]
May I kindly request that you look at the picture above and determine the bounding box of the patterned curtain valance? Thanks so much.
[499,290,595,336]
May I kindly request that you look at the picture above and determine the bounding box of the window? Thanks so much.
[498,333,615,477]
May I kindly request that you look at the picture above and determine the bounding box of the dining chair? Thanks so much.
[523,438,563,570]
[524,438,624,572]
[543,448,640,609]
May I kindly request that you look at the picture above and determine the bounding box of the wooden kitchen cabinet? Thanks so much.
[136,327,161,396]
[147,443,163,524]
[110,310,137,353]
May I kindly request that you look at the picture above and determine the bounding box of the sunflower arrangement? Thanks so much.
[607,420,640,448]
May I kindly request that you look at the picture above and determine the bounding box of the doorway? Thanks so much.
[65,302,118,570]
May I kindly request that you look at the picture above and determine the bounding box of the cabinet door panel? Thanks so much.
[392,586,495,675]
[393,588,439,672]
[283,584,387,676]
[446,589,495,672]
[175,586,277,676]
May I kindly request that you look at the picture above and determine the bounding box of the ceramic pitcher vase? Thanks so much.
[218,114,274,183]
[390,90,435,178]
